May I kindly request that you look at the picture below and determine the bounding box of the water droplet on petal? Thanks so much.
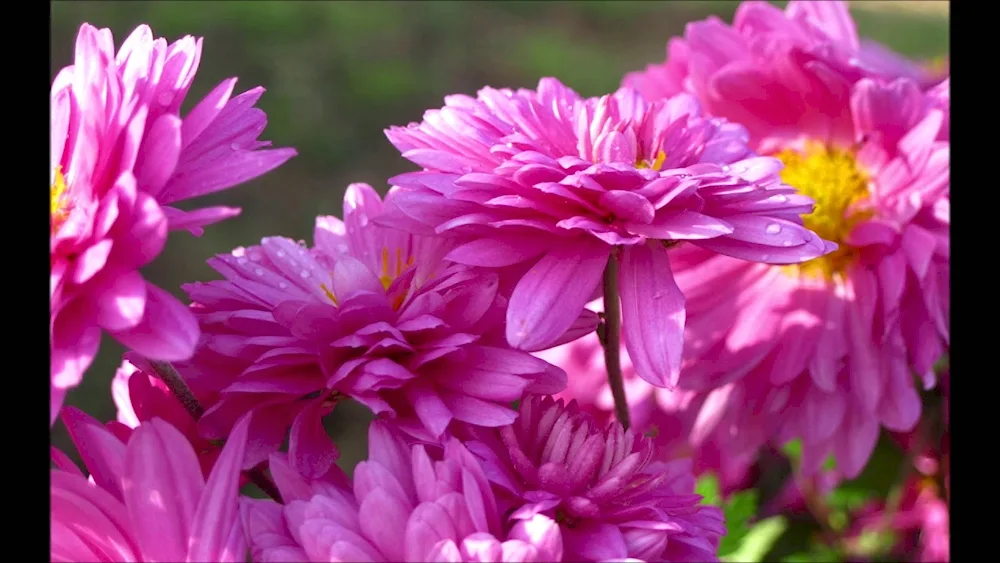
[781,240,794,247]
[722,165,730,172]
[254,268,264,276]
[157,91,174,106]
[765,223,782,235]
[300,270,310,278]
[278,282,289,289]
[770,194,788,203]
[277,250,286,258]
[237,257,248,266]
[230,142,241,151]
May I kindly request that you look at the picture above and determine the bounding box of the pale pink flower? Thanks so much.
[462,396,725,562]
[623,1,945,147]
[51,409,251,562]
[50,23,296,425]
[381,77,829,388]
[621,0,948,479]
[241,421,564,562]
[183,184,566,479]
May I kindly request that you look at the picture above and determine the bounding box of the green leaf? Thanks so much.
[781,439,803,462]
[722,516,788,563]
[695,473,722,507]
[718,489,760,556]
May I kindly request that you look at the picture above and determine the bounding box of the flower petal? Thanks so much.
[507,237,610,351]
[619,244,685,388]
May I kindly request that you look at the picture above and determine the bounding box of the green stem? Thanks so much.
[601,253,630,430]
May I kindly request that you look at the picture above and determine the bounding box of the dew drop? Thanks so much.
[300,270,310,278]
[254,268,264,276]
[770,194,788,204]
[230,142,241,151]
[278,282,289,290]
[781,240,794,247]
[721,165,730,172]
[157,91,174,106]
[765,223,782,235]
[237,257,248,266]
[277,250,286,258]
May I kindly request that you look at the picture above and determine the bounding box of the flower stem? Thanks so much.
[146,359,283,504]
[601,253,630,430]
[147,360,205,420]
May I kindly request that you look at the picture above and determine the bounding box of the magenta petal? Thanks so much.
[163,205,242,235]
[96,271,147,332]
[445,236,548,268]
[332,255,384,300]
[562,522,628,561]
[619,244,685,388]
[72,239,114,284]
[506,237,610,351]
[136,114,183,195]
[124,419,205,562]
[288,402,340,479]
[60,407,127,502]
[113,282,200,361]
[187,414,251,562]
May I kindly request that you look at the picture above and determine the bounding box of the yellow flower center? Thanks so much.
[319,247,415,309]
[636,150,667,172]
[51,166,69,232]
[775,143,871,279]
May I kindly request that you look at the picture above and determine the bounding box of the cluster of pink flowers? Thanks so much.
[51,2,948,561]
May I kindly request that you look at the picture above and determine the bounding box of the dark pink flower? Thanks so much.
[535,306,756,494]
[51,409,251,561]
[242,421,564,562]
[382,77,829,388]
[184,184,566,478]
[50,23,296,425]
[462,396,725,562]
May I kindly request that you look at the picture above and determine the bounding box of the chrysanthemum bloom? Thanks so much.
[623,12,949,477]
[535,303,755,494]
[184,184,566,478]
[242,420,565,562]
[51,409,251,562]
[50,23,296,425]
[623,1,945,147]
[381,77,829,387]
[461,396,725,562]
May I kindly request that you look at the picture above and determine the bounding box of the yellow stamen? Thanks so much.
[320,282,338,305]
[51,166,69,231]
[776,142,871,279]
[378,247,394,290]
[636,150,667,172]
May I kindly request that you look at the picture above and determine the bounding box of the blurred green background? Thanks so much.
[50,1,948,477]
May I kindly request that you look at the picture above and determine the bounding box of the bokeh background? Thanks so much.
[51,1,948,556]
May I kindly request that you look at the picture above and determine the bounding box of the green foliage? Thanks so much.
[723,516,789,563]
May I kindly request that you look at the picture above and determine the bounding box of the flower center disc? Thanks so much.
[51,166,70,233]
[776,143,870,278]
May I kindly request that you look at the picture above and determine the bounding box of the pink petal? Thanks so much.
[288,402,340,479]
[445,236,548,268]
[136,114,182,195]
[562,522,628,561]
[163,205,242,235]
[507,237,610,351]
[124,419,205,562]
[627,210,733,240]
[187,415,251,562]
[71,239,114,284]
[112,282,200,361]
[60,407,127,502]
[96,271,147,332]
[619,244,685,388]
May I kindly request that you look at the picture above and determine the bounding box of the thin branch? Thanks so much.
[601,253,630,429]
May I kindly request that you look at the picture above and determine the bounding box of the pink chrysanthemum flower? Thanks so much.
[381,77,829,387]
[534,301,756,494]
[51,409,250,562]
[50,23,296,425]
[462,396,725,562]
[242,421,564,562]
[622,8,949,477]
[183,183,566,478]
[622,1,944,147]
